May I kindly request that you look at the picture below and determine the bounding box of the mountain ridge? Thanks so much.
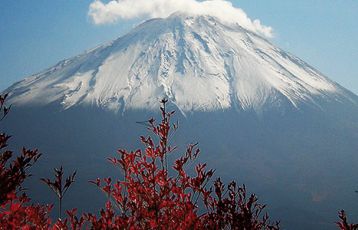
[5,13,357,114]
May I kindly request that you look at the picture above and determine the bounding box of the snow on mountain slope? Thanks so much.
[5,13,356,113]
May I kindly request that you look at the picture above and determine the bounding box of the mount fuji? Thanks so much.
[6,13,357,112]
[3,13,358,229]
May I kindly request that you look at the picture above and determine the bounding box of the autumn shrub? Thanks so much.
[0,93,53,229]
[0,95,279,229]
[337,210,358,230]
[79,99,280,229]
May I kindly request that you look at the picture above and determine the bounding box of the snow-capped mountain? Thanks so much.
[6,13,356,113]
[3,13,358,230]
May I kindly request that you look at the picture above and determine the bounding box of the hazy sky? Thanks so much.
[0,1,357,94]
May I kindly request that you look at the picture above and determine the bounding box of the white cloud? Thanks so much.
[88,0,273,38]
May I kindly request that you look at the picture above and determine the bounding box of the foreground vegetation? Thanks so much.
[0,94,356,229]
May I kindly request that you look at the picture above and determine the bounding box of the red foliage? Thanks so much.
[0,192,53,229]
[337,210,358,230]
[83,99,279,229]
[1,94,280,229]
[202,179,279,229]
[0,93,53,229]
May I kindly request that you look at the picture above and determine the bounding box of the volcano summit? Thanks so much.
[6,14,357,113]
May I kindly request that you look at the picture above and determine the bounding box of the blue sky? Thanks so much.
[0,1,357,94]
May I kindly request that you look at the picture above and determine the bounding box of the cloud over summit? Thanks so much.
[88,0,273,38]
